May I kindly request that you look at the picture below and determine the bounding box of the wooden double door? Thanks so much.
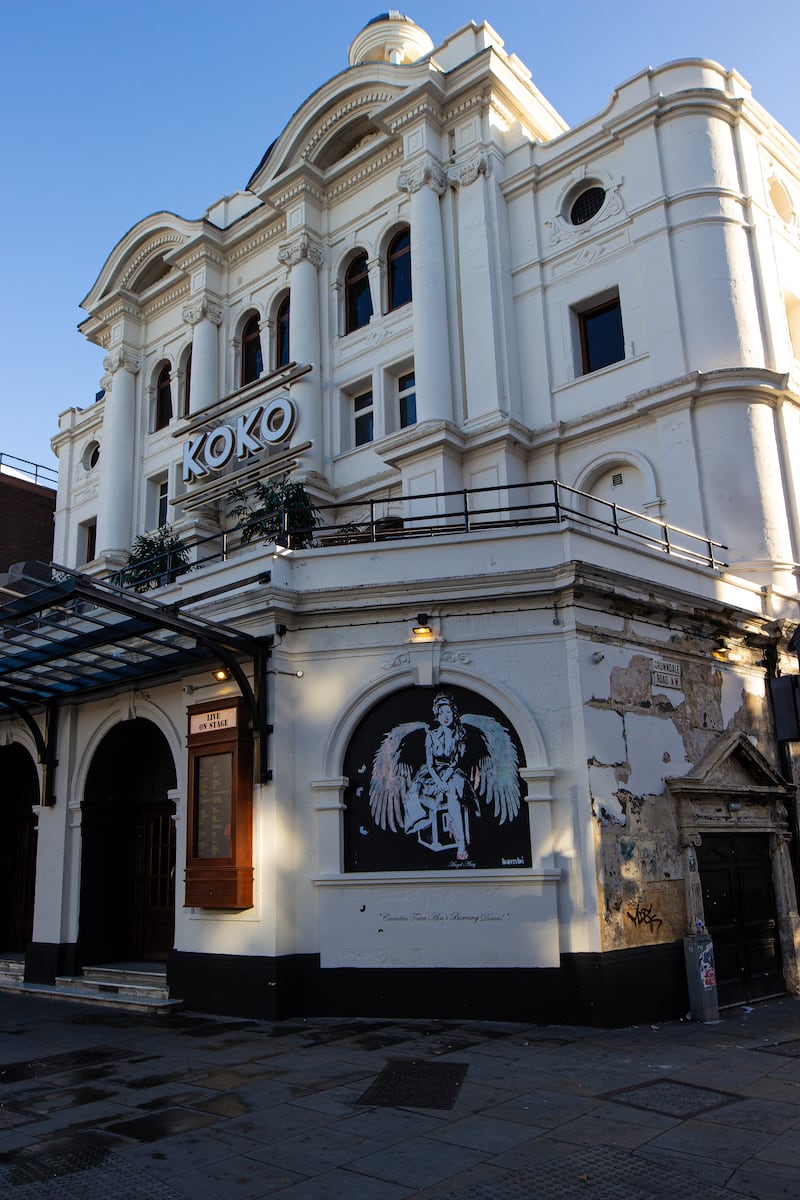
[698,834,784,1007]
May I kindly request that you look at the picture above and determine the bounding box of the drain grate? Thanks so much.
[603,1078,737,1117]
[0,1144,185,1198]
[356,1058,468,1109]
[444,1146,735,1199]
[0,1047,134,1085]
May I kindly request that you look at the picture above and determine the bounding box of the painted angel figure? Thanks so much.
[369,692,521,861]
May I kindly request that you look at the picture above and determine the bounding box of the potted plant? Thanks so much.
[123,526,191,592]
[228,476,320,549]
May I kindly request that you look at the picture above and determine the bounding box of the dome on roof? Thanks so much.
[348,12,433,67]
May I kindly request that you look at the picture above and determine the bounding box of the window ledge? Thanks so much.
[314,869,560,886]
[553,350,649,394]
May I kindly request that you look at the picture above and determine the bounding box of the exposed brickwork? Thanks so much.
[0,473,56,571]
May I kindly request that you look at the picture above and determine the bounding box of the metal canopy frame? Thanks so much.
[0,563,273,801]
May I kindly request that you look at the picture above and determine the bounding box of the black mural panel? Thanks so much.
[344,685,531,872]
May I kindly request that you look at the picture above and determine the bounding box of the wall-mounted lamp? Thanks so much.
[211,666,231,682]
[412,613,432,637]
[591,651,605,664]
[727,801,742,813]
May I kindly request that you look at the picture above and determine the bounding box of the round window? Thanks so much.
[82,441,100,471]
[570,186,606,226]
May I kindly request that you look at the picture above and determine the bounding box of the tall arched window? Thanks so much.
[276,296,291,368]
[241,314,263,385]
[155,364,172,430]
[387,227,411,311]
[345,253,373,334]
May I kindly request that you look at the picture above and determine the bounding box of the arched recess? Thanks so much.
[0,743,39,952]
[316,665,555,876]
[78,718,177,965]
[573,450,663,538]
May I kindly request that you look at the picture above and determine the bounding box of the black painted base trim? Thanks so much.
[168,942,688,1027]
[25,941,79,984]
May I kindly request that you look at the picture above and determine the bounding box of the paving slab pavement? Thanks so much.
[0,992,799,1198]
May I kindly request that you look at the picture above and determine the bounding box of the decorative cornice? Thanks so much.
[398,157,447,197]
[277,233,324,269]
[386,98,442,135]
[326,143,405,201]
[141,280,191,321]
[301,90,395,162]
[228,221,286,267]
[120,232,185,289]
[182,297,223,326]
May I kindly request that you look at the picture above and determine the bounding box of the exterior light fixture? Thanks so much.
[211,666,231,682]
[412,613,432,637]
[268,669,304,678]
[712,637,744,663]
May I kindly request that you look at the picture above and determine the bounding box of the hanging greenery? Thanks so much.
[228,476,320,549]
[123,526,191,592]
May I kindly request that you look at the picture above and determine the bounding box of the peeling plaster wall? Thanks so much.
[583,644,775,953]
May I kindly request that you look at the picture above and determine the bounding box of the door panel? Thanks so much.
[698,833,783,1007]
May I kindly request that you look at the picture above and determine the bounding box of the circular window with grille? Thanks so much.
[569,186,606,226]
[82,441,100,471]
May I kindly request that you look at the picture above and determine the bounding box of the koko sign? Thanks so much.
[182,396,297,482]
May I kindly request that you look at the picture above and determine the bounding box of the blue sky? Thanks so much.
[1,0,797,473]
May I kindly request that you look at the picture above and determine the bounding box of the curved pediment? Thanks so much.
[80,212,202,313]
[247,64,424,193]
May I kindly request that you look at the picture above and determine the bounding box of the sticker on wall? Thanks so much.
[343,685,530,872]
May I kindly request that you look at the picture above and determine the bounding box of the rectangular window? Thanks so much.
[398,371,416,428]
[157,479,169,528]
[82,519,97,564]
[354,390,374,446]
[578,296,625,374]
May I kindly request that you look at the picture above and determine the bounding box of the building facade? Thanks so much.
[3,14,800,1024]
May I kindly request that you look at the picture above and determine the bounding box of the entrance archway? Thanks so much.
[0,744,39,952]
[79,718,176,964]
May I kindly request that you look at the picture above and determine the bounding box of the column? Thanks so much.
[398,157,453,423]
[97,348,139,557]
[277,234,324,477]
[182,298,222,413]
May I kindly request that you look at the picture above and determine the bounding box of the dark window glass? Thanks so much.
[276,296,291,368]
[155,365,172,430]
[387,228,412,311]
[354,390,374,446]
[157,480,169,528]
[579,299,624,374]
[398,371,416,428]
[84,521,97,563]
[570,186,606,225]
[183,350,192,416]
[241,314,263,384]
[345,254,373,333]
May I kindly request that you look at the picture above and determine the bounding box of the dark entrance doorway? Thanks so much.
[0,744,39,952]
[79,718,176,964]
[698,833,784,1007]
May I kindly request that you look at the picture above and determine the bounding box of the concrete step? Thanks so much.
[79,965,168,991]
[22,981,183,1014]
[0,956,25,986]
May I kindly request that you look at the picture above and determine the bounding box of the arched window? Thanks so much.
[345,253,373,334]
[276,296,290,368]
[155,364,172,430]
[182,349,192,417]
[387,227,411,311]
[241,314,263,385]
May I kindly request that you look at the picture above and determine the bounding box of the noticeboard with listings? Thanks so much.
[185,699,253,909]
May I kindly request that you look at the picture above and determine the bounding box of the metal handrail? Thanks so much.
[0,452,58,487]
[107,477,728,591]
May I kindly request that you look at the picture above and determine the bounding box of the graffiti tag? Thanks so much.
[626,900,663,936]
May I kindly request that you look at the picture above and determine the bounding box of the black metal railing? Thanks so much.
[0,452,58,487]
[108,478,727,592]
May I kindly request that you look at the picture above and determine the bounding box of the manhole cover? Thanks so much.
[356,1058,468,1109]
[604,1078,736,1117]
[0,1143,185,1198]
[0,1047,134,1085]
[444,1146,735,1199]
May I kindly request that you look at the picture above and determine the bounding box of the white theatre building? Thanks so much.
[3,12,800,1024]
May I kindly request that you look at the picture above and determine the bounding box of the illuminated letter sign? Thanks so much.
[182,395,298,482]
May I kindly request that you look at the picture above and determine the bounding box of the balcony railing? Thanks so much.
[109,478,727,592]
[0,452,58,487]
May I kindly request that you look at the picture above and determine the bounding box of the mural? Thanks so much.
[344,686,531,871]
